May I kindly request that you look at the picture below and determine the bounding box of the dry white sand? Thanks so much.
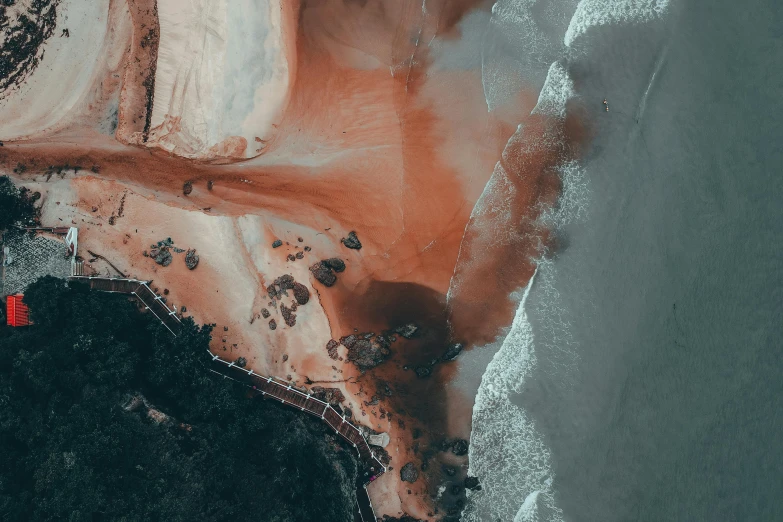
[146,0,292,159]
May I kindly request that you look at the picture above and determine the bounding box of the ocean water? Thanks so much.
[465,0,783,520]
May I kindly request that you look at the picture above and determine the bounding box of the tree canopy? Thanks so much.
[0,276,358,521]
[0,175,37,231]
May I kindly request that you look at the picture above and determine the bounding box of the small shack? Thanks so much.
[5,294,31,327]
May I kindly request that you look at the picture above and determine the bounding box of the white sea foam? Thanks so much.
[532,61,575,118]
[564,0,670,47]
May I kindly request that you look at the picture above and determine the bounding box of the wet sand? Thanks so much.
[0,0,585,518]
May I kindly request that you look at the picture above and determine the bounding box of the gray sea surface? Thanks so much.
[520,0,783,520]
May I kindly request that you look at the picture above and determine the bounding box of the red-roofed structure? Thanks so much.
[6,295,31,327]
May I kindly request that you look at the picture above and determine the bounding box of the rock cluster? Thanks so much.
[310,386,345,406]
[464,476,481,491]
[265,274,312,330]
[325,339,340,360]
[145,238,198,269]
[341,231,362,249]
[341,333,393,370]
[400,462,419,483]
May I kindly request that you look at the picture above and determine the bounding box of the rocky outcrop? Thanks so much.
[280,303,296,327]
[309,261,337,287]
[341,231,362,249]
[342,334,392,370]
[400,462,419,483]
[310,386,345,406]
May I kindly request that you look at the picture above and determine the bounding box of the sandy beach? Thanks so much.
[0,1,582,518]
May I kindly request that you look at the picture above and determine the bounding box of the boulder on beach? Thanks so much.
[309,261,337,287]
[236,357,247,368]
[322,257,346,272]
[400,462,419,483]
[340,231,362,249]
[292,282,310,305]
[393,323,419,339]
[464,476,481,491]
[415,366,432,378]
[185,249,199,269]
[272,239,282,248]
[451,439,469,456]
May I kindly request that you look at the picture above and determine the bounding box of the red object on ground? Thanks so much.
[6,295,31,327]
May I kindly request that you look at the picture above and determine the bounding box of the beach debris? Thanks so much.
[269,319,277,330]
[292,282,310,305]
[441,342,463,361]
[182,181,193,195]
[464,476,481,491]
[341,230,362,249]
[272,239,282,248]
[400,463,419,483]
[185,249,199,269]
[261,308,270,319]
[236,357,247,368]
[309,261,338,287]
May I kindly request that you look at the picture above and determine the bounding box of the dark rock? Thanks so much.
[272,239,282,248]
[451,439,469,456]
[183,181,193,195]
[322,257,346,272]
[304,246,311,252]
[277,274,295,290]
[261,308,270,319]
[393,323,419,339]
[309,261,337,287]
[223,326,228,331]
[442,465,457,477]
[326,339,340,359]
[269,319,277,330]
[266,284,276,299]
[295,251,304,259]
[282,354,288,362]
[280,304,296,327]
[153,247,172,267]
[181,306,187,313]
[464,476,481,491]
[450,485,462,495]
[441,342,463,361]
[185,249,199,270]
[345,337,392,370]
[207,180,214,190]
[400,463,419,483]
[415,366,432,378]
[292,282,310,305]
[375,335,392,349]
[341,231,362,249]
[287,254,296,262]
[163,289,169,295]
[236,357,247,368]
[311,386,345,406]
[297,237,303,242]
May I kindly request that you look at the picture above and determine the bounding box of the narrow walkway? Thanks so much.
[208,353,384,522]
[69,276,183,335]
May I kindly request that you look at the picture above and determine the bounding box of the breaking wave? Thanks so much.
[565,0,670,48]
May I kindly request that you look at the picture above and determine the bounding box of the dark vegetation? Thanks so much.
[0,175,37,230]
[0,276,359,521]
